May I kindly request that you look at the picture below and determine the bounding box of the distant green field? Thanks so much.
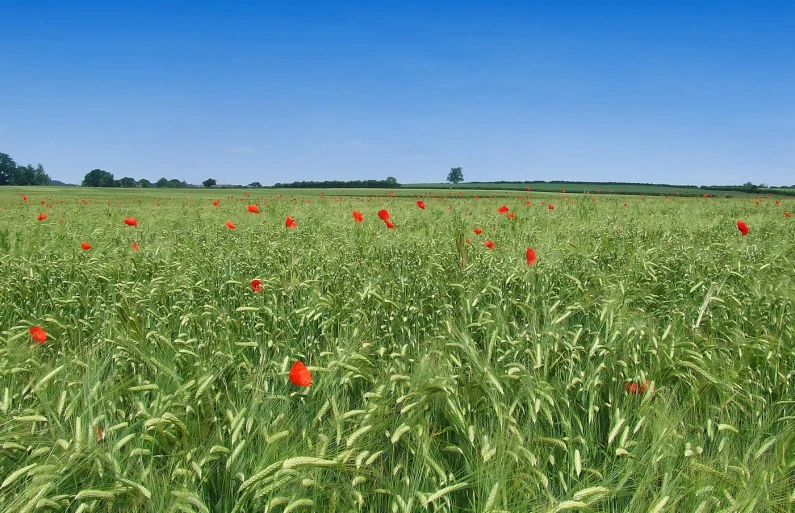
[405,181,740,196]
[1,186,794,512]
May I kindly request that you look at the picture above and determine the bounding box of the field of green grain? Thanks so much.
[1,186,793,512]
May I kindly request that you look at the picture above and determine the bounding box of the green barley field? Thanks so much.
[1,186,793,512]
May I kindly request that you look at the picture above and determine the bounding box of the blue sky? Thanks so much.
[1,0,793,186]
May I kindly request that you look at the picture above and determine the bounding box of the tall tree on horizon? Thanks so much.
[447,167,464,185]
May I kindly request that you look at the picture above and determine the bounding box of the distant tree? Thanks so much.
[167,179,182,188]
[247,181,262,188]
[0,153,16,185]
[138,179,151,188]
[156,177,169,188]
[82,169,115,187]
[118,176,137,188]
[203,178,217,188]
[13,164,33,185]
[33,164,50,185]
[385,176,398,186]
[447,167,464,185]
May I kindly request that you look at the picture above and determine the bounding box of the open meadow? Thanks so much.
[1,186,794,512]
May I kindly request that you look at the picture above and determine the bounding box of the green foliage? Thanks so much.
[82,169,115,187]
[0,188,793,512]
[203,178,217,188]
[0,152,51,186]
[447,167,464,184]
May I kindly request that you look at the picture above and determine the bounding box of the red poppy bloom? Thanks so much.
[548,205,554,210]
[37,213,47,221]
[285,217,297,229]
[289,361,312,387]
[213,200,220,207]
[525,187,530,191]
[416,200,426,210]
[737,220,749,236]
[22,195,28,201]
[507,212,515,220]
[225,221,236,230]
[624,203,628,207]
[386,220,395,229]
[526,248,536,266]
[775,200,781,205]
[29,326,47,345]
[624,381,650,394]
[81,242,91,251]
[525,201,531,206]
[247,205,260,214]
[132,242,140,252]
[124,217,138,227]
[786,212,792,218]
[474,228,483,235]
[352,211,364,223]
[250,279,262,292]
[498,205,509,214]
[484,240,494,250]
[377,209,390,221]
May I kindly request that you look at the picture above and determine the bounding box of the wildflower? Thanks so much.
[124,217,138,226]
[386,220,395,229]
[250,279,262,292]
[548,205,554,210]
[484,240,494,250]
[352,211,364,223]
[132,242,140,252]
[416,200,426,210]
[474,228,483,235]
[289,361,312,387]
[29,326,47,344]
[498,205,509,214]
[247,205,260,214]
[737,220,749,236]
[37,213,47,221]
[507,212,515,220]
[285,217,297,229]
[81,242,92,250]
[377,209,390,221]
[526,248,537,266]
[225,221,236,230]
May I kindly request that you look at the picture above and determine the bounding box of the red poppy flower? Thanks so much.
[775,200,781,205]
[132,242,140,252]
[525,201,531,206]
[377,209,390,221]
[385,220,395,229]
[548,205,554,210]
[526,248,536,266]
[484,240,494,250]
[285,217,297,229]
[29,325,47,345]
[525,187,530,191]
[507,212,515,220]
[124,217,138,227]
[225,221,236,230]
[737,220,749,236]
[22,195,28,201]
[289,361,312,387]
[247,205,260,214]
[250,279,262,292]
[37,213,47,221]
[786,212,792,218]
[416,200,426,210]
[474,228,483,235]
[213,200,220,207]
[498,205,509,214]
[624,381,651,394]
[352,211,364,223]
[81,242,91,251]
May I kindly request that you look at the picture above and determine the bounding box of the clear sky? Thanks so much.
[1,0,793,186]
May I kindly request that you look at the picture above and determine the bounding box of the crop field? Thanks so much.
[1,186,794,512]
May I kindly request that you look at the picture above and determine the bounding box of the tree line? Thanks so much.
[0,151,51,186]
[271,177,400,189]
[82,169,190,188]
